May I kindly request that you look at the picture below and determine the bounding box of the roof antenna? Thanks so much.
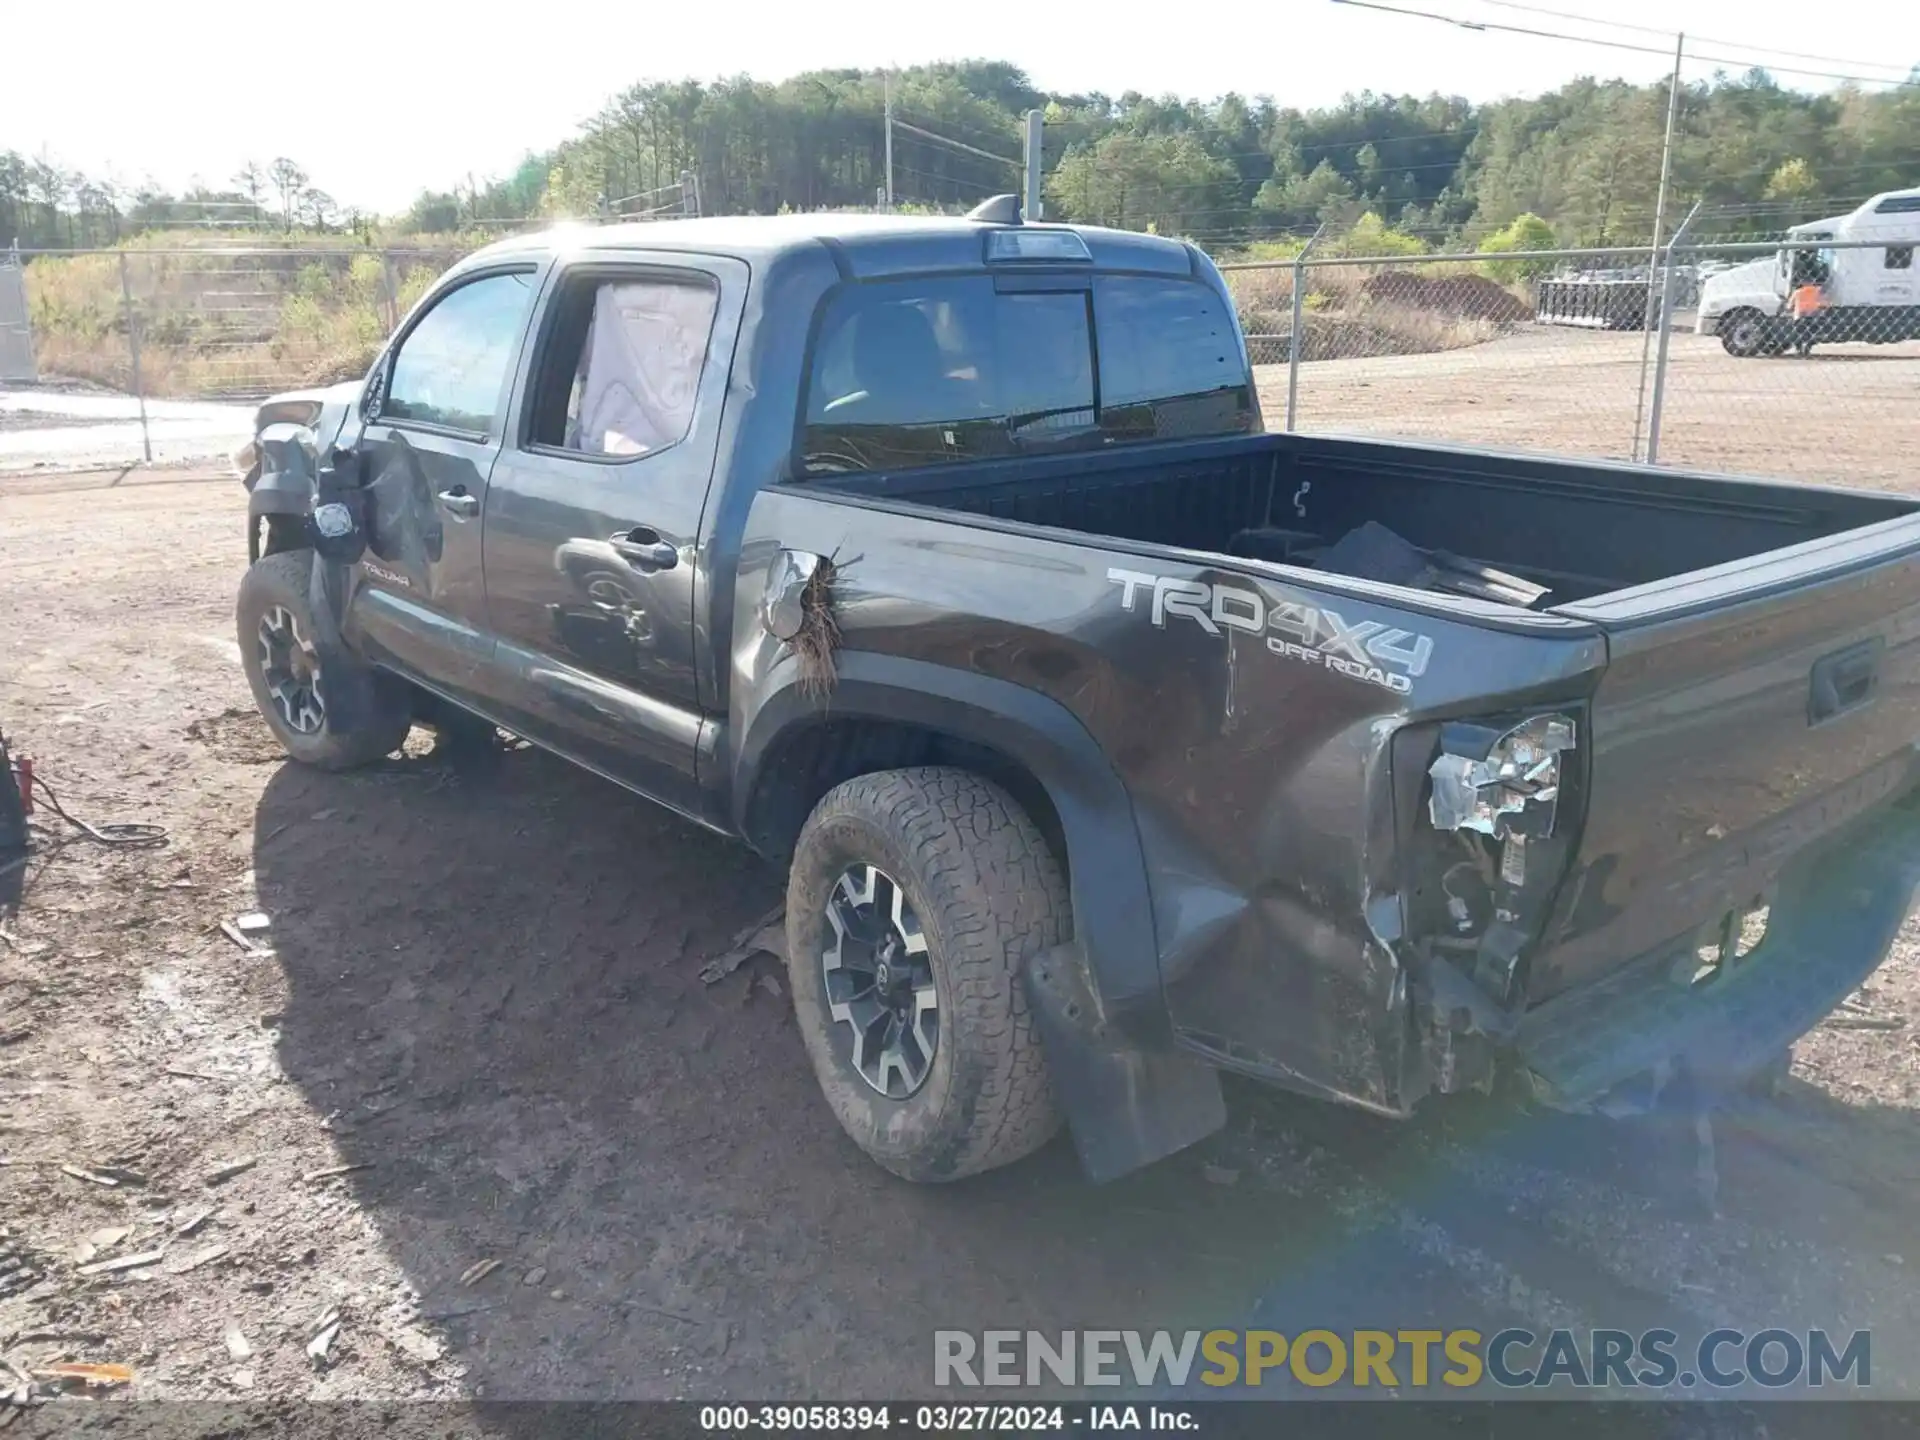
[965,194,1022,225]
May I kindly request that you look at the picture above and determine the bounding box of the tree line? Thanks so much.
[7,58,1919,255]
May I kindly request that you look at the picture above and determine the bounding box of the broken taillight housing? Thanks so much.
[1427,714,1577,839]
[1414,712,1583,1006]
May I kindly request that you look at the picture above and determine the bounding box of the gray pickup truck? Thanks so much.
[236,204,1920,1185]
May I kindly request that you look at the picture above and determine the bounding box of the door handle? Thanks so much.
[436,487,479,518]
[609,529,679,571]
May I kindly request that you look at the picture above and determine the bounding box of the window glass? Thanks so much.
[1874,195,1920,214]
[802,278,1093,472]
[384,272,534,434]
[800,273,1254,475]
[551,278,719,456]
[1887,246,1914,271]
[1093,276,1255,441]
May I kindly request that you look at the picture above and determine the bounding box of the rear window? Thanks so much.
[1093,275,1253,442]
[799,274,1252,475]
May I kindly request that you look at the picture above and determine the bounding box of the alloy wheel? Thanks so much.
[256,604,327,735]
[822,863,939,1098]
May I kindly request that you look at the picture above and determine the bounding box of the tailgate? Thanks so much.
[1530,519,1920,1003]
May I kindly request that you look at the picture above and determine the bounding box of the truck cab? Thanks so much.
[1699,188,1920,355]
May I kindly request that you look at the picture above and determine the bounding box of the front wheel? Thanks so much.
[785,767,1068,1182]
[236,550,413,769]
[1719,309,1770,358]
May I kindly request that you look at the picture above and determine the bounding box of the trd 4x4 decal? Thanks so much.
[1107,567,1433,696]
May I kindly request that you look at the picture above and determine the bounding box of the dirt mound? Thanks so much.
[1363,270,1532,324]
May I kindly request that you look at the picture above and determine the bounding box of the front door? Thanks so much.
[481,254,747,817]
[349,265,541,711]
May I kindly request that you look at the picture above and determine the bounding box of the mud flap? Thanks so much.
[1025,944,1226,1183]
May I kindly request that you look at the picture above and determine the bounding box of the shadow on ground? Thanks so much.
[252,742,1920,1403]
[252,744,1352,1399]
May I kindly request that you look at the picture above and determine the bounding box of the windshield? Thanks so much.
[799,273,1255,474]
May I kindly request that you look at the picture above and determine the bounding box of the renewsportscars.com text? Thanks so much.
[933,1328,1871,1391]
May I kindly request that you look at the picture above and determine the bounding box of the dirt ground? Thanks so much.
[8,467,1920,1422]
[1255,326,1920,489]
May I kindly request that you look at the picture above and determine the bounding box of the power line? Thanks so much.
[1329,0,1920,88]
[890,120,1022,170]
[1473,0,1916,78]
[894,109,1025,155]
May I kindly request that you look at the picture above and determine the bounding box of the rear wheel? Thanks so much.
[785,767,1068,1182]
[236,550,413,769]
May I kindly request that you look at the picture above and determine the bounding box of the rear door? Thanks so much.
[350,265,541,709]
[480,254,747,817]
[1533,522,1920,1001]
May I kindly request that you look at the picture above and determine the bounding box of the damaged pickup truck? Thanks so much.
[235,203,1920,1184]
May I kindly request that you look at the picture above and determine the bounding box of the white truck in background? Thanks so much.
[1697,186,1920,357]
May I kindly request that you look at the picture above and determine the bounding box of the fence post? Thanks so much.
[1643,201,1702,468]
[1285,222,1328,433]
[117,251,152,464]
[379,253,400,334]
[5,242,36,384]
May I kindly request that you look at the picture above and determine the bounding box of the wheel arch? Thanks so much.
[733,651,1163,1019]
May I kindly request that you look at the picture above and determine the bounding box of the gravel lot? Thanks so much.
[5,457,1920,1422]
[1256,325,1920,488]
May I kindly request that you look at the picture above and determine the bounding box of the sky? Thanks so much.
[4,0,1918,216]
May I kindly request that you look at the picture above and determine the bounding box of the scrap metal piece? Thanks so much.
[1427,714,1577,837]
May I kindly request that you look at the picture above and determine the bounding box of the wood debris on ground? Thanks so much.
[58,1164,119,1188]
[74,1250,164,1278]
[699,905,787,985]
[217,920,261,954]
[301,1164,370,1183]
[204,1157,257,1185]
[172,1206,217,1238]
[306,1308,342,1366]
[71,1226,131,1265]
[37,1362,133,1388]
[458,1258,502,1287]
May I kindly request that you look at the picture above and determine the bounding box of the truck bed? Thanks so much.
[815,431,1918,609]
[791,429,1920,1111]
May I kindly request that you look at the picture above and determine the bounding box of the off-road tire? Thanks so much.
[236,550,413,770]
[786,767,1068,1182]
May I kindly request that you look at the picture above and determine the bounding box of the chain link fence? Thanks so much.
[1225,247,1659,463]
[6,225,1919,490]
[1224,231,1920,490]
[1648,237,1920,488]
[3,245,463,469]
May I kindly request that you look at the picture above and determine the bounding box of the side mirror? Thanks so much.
[360,361,389,421]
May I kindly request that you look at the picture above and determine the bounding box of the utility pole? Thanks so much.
[1632,30,1686,460]
[1023,108,1044,222]
[884,71,895,210]
[1649,32,1685,303]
